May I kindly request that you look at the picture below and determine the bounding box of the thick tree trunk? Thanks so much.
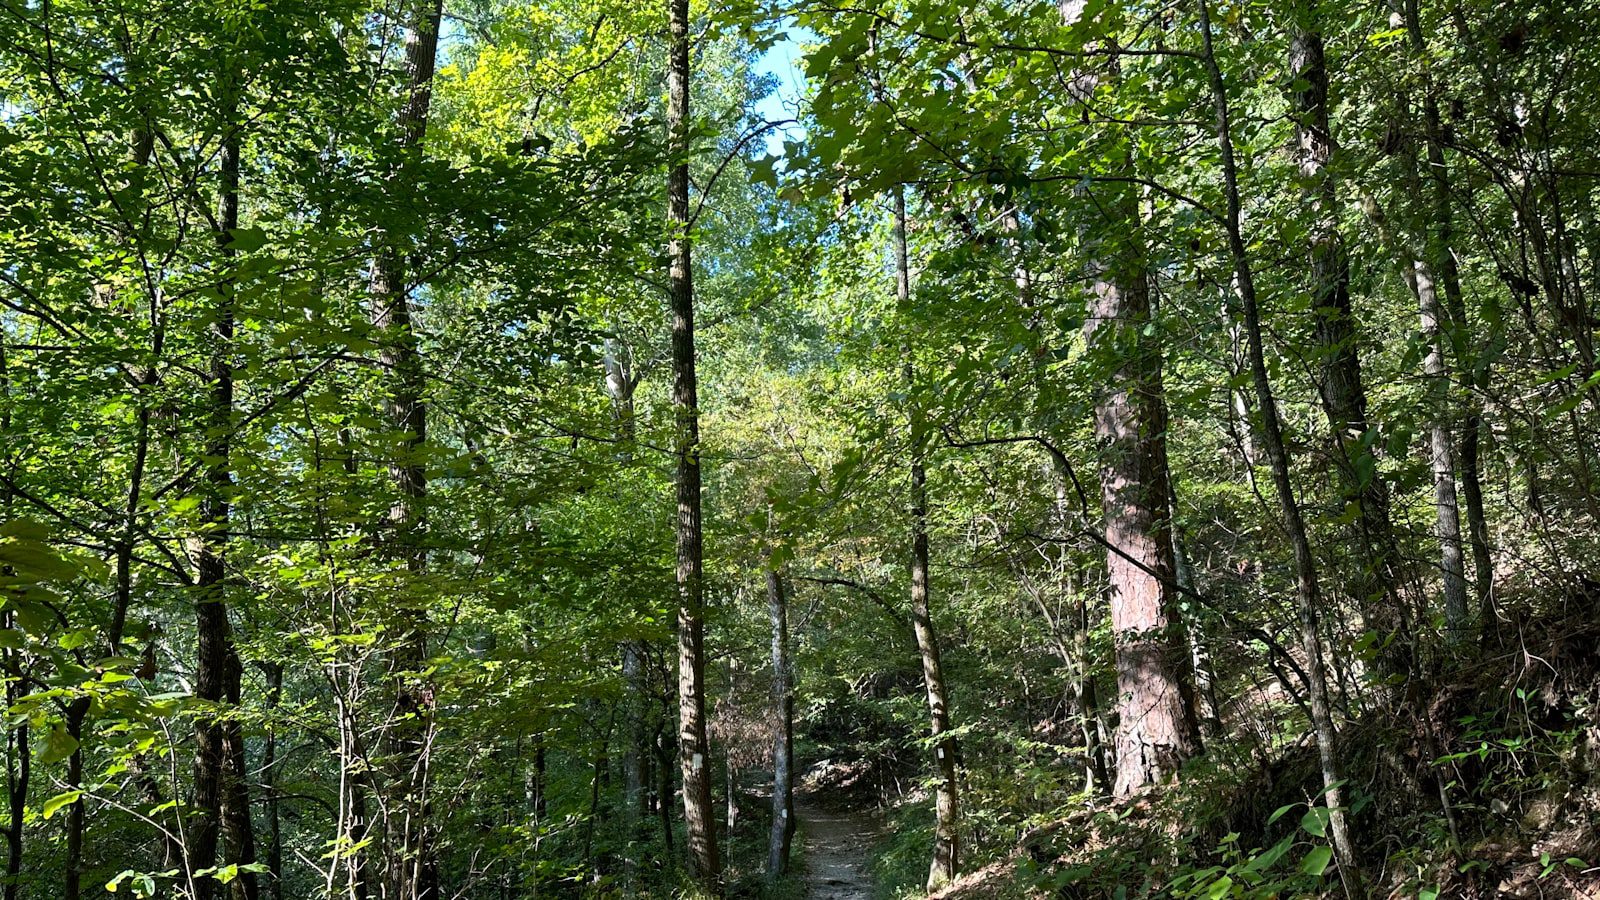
[666,0,719,884]
[1085,246,1200,798]
[765,565,795,881]
[893,188,960,890]
[1197,2,1364,892]
[369,3,443,897]
[1289,12,1412,682]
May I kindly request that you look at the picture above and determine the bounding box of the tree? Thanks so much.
[893,187,961,889]
[765,561,796,880]
[1197,0,1362,888]
[367,1,445,896]
[1288,0,1413,680]
[666,0,719,884]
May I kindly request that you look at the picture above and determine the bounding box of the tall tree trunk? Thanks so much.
[369,3,443,897]
[1401,0,1495,631]
[262,663,284,900]
[192,83,259,900]
[765,564,795,881]
[893,187,960,890]
[1197,2,1364,891]
[3,612,27,900]
[1407,260,1471,639]
[65,117,162,900]
[1085,235,1200,798]
[1289,9,1412,682]
[0,252,19,900]
[605,349,650,876]
[666,0,718,884]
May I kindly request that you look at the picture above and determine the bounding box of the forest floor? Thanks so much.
[797,790,881,900]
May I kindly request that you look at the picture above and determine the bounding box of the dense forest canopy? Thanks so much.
[0,0,1597,897]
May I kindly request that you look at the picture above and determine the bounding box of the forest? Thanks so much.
[0,0,1598,897]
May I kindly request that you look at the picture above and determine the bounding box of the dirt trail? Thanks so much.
[797,793,880,900]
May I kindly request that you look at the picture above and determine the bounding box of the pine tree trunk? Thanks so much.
[666,0,719,883]
[1197,3,1364,891]
[766,565,795,881]
[893,187,960,890]
[1085,244,1201,798]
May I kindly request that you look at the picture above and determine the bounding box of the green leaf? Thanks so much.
[39,724,80,765]
[43,789,83,819]
[1301,845,1333,877]
[225,227,268,252]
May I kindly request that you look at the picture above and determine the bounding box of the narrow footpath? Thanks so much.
[796,792,880,900]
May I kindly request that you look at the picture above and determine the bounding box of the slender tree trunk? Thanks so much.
[655,723,675,857]
[1289,9,1412,682]
[620,641,646,869]
[3,614,27,900]
[0,252,20,900]
[605,349,650,877]
[63,698,86,900]
[1043,466,1112,793]
[1197,2,1364,891]
[765,564,795,881]
[66,123,161,900]
[193,84,258,900]
[1407,261,1471,638]
[262,663,284,900]
[1401,0,1495,631]
[1170,495,1222,741]
[1085,235,1200,798]
[369,3,443,897]
[893,187,960,890]
[665,0,718,884]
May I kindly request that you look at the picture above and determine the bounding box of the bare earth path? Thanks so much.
[797,793,880,900]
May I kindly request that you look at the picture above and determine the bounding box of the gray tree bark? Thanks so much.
[766,564,796,881]
[1289,7,1413,681]
[893,187,960,890]
[666,0,719,884]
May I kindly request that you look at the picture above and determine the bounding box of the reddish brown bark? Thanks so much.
[1085,255,1200,798]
